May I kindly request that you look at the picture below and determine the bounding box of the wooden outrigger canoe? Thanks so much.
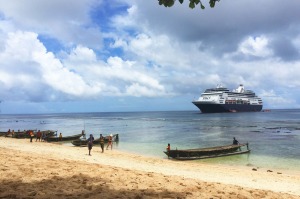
[164,143,250,160]
[46,133,84,142]
[1,130,56,138]
[2,130,35,138]
[13,130,56,139]
[0,131,8,137]
[71,138,99,147]
[71,134,119,146]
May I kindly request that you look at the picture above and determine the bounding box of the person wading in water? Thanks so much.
[106,134,113,150]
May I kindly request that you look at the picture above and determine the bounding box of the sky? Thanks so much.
[0,0,300,114]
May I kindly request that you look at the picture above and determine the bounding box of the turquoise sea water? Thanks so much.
[1,110,300,171]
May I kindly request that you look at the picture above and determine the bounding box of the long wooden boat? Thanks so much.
[46,133,84,142]
[1,130,16,137]
[3,130,34,138]
[71,138,99,146]
[11,130,30,138]
[13,130,56,139]
[164,143,250,160]
[71,134,119,146]
[0,131,8,137]
[0,130,56,138]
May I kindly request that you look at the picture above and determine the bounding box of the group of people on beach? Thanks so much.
[27,130,114,156]
[87,133,113,156]
[5,129,49,142]
[5,128,114,156]
[33,130,47,142]
[31,130,51,142]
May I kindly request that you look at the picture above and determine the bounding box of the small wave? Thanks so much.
[140,117,166,121]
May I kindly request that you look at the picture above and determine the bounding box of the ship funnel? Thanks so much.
[234,84,244,93]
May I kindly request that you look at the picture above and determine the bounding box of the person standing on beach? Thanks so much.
[87,134,94,155]
[41,131,46,142]
[99,134,104,153]
[82,130,86,139]
[106,134,113,150]
[29,131,34,142]
[5,129,11,137]
[59,133,62,141]
[36,130,42,142]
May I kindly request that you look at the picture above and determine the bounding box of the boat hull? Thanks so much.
[192,102,262,113]
[164,149,250,160]
[164,143,250,160]
[46,133,83,142]
[2,130,56,138]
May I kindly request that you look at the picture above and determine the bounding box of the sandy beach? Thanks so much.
[0,137,299,199]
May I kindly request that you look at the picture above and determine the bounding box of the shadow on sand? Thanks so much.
[0,173,187,199]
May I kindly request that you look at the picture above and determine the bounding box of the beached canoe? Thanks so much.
[164,143,250,160]
[71,138,99,146]
[0,131,8,137]
[3,129,32,138]
[1,130,53,138]
[1,130,16,137]
[71,134,119,146]
[46,133,84,142]
[13,130,56,139]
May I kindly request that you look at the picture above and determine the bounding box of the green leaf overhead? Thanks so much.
[158,0,220,9]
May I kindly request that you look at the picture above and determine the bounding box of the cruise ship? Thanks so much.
[192,84,263,113]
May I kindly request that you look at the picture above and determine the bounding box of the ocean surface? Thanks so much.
[1,109,300,171]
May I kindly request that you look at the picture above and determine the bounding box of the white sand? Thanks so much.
[0,137,299,198]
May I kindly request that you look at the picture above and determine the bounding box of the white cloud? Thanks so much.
[111,5,138,30]
[0,31,102,101]
[224,36,274,60]
[63,52,168,97]
[3,29,165,101]
[68,45,97,64]
[238,36,273,57]
[260,89,297,108]
[0,0,103,49]
[126,83,163,97]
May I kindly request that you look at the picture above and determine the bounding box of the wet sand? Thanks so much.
[0,137,299,198]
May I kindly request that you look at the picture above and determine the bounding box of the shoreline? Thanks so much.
[0,137,299,198]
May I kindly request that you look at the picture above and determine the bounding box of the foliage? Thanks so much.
[158,0,220,9]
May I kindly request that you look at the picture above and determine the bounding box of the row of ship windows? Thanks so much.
[220,94,256,98]
[223,100,250,104]
[221,100,263,105]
